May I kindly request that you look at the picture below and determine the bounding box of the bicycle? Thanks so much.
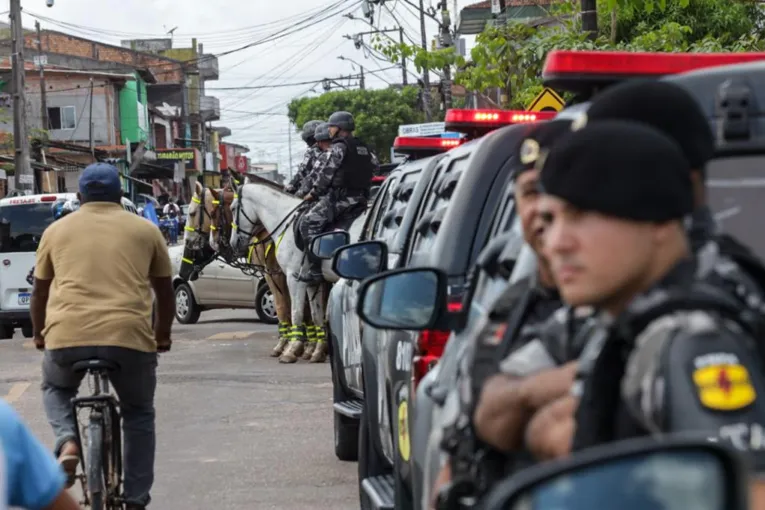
[71,359,124,510]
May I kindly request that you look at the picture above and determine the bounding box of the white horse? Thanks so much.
[230,179,367,363]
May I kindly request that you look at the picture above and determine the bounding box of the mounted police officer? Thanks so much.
[285,119,323,196]
[294,122,333,198]
[433,119,592,509]
[296,111,379,283]
[523,120,765,484]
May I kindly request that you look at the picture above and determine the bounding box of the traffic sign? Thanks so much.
[527,87,565,113]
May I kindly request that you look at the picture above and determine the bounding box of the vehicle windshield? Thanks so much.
[706,155,765,259]
[0,203,56,253]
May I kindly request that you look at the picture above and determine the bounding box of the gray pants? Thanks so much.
[42,346,158,507]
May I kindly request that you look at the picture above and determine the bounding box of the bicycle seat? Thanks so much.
[72,359,120,373]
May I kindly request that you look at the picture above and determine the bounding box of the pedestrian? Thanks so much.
[523,120,765,479]
[433,120,593,508]
[297,111,378,284]
[284,120,323,196]
[30,162,175,510]
[0,399,82,510]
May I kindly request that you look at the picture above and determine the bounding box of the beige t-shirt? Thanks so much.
[34,201,172,352]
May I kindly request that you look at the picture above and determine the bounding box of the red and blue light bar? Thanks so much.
[393,136,464,152]
[444,109,556,131]
[542,50,765,90]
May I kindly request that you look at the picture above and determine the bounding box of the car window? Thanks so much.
[408,155,469,257]
[360,176,398,241]
[706,155,765,259]
[488,180,516,239]
[375,169,422,242]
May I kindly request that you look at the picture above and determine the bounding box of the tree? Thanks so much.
[287,87,425,163]
[376,0,765,110]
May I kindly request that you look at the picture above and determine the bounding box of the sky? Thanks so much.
[3,0,480,179]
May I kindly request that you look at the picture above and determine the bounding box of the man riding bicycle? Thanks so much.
[30,163,175,510]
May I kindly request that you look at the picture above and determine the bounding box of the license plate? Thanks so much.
[17,293,30,305]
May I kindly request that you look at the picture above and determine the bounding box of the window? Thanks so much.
[0,203,57,252]
[47,106,76,130]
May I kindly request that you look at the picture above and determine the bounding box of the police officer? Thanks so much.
[294,122,333,198]
[285,119,323,195]
[433,120,589,508]
[524,120,765,477]
[576,80,765,311]
[297,111,378,283]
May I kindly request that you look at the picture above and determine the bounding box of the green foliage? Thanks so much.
[287,87,425,163]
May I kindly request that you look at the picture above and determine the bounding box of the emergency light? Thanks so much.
[543,50,765,92]
[444,109,556,133]
[392,136,464,153]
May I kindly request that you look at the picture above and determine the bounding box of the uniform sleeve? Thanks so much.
[297,149,324,197]
[149,226,173,278]
[370,150,380,172]
[2,403,65,509]
[287,149,314,191]
[311,143,345,197]
[33,228,54,280]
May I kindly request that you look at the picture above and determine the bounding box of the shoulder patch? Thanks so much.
[692,357,756,411]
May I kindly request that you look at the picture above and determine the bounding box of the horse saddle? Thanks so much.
[293,201,367,252]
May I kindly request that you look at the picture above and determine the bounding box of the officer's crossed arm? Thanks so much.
[310,143,346,197]
[473,356,577,452]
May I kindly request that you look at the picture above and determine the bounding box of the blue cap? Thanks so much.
[79,163,122,200]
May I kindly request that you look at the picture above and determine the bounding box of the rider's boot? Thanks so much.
[302,325,317,360]
[279,324,305,364]
[270,322,290,357]
[310,326,329,363]
[295,250,324,284]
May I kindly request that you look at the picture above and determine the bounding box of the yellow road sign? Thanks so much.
[527,88,565,113]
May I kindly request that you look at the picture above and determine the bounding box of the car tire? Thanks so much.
[0,324,13,340]
[21,323,33,338]
[175,283,201,324]
[255,283,279,325]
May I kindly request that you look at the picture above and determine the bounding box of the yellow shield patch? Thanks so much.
[692,363,756,411]
[398,400,410,462]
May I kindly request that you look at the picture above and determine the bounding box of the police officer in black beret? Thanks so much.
[578,80,765,316]
[523,120,765,479]
[434,119,595,508]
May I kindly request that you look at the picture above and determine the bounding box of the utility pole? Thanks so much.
[10,0,33,194]
[399,28,408,85]
[581,0,598,38]
[359,67,366,90]
[35,21,48,131]
[418,0,432,121]
[88,78,94,156]
[438,0,453,110]
[287,118,293,179]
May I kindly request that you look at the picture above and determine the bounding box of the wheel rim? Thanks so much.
[261,290,277,320]
[176,288,190,318]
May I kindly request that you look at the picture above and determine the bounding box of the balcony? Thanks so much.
[200,95,220,121]
[199,54,219,81]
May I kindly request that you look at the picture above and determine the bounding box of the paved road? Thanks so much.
[0,309,358,510]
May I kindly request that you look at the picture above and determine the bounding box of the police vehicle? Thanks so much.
[0,193,138,339]
[328,109,554,510]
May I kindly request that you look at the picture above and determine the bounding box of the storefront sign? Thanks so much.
[235,155,249,173]
[155,149,196,161]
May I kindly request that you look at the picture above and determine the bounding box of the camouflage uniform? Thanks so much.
[286,145,324,197]
[295,149,330,198]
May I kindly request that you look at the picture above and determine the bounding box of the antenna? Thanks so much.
[165,25,179,43]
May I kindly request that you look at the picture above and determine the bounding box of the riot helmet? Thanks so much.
[327,111,355,133]
[314,122,332,142]
[301,120,323,144]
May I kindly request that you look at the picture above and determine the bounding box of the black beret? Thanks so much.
[540,120,693,223]
[580,80,713,170]
[513,119,573,176]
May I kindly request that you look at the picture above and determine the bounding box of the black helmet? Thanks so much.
[327,111,355,132]
[314,122,331,142]
[301,120,323,143]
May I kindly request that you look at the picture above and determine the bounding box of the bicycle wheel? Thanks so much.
[87,416,105,510]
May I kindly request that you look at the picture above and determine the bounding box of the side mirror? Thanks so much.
[356,267,447,330]
[310,230,350,260]
[331,240,387,280]
[483,436,748,510]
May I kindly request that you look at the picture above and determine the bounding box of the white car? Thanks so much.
[168,245,277,325]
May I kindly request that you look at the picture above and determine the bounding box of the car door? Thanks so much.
[210,257,256,305]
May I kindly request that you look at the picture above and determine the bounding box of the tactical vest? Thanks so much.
[573,281,765,470]
[330,137,375,192]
